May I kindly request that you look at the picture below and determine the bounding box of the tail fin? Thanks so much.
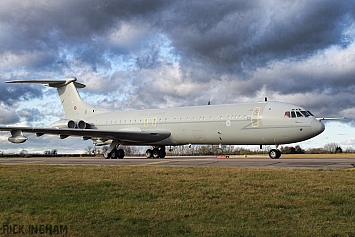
[6,77,105,119]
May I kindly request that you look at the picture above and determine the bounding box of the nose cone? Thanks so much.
[312,120,325,136]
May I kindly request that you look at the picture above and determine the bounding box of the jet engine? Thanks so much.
[50,119,89,129]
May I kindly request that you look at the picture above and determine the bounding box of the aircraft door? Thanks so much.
[251,107,261,128]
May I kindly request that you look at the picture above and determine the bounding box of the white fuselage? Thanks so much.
[85,101,325,146]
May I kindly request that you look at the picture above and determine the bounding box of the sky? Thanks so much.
[0,0,355,154]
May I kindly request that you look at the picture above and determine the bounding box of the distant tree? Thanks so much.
[19,149,28,157]
[281,146,304,154]
[198,146,212,155]
[170,145,189,156]
[85,146,93,155]
[51,149,58,155]
[306,148,326,154]
[344,147,355,153]
[294,145,305,154]
[335,146,343,153]
[324,143,341,154]
[121,146,145,156]
[93,146,102,155]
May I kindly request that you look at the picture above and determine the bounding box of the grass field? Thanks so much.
[0,165,355,236]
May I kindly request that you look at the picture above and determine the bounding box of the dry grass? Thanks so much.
[280,153,355,159]
[228,153,355,159]
[0,165,355,236]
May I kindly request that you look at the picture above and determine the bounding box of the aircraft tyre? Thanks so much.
[146,148,166,158]
[117,149,125,159]
[104,148,125,159]
[152,149,160,159]
[110,149,118,159]
[146,149,153,158]
[269,149,281,159]
[159,150,166,158]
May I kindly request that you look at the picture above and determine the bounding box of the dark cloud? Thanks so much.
[0,0,355,121]
[0,107,19,124]
[0,84,43,106]
[17,108,42,123]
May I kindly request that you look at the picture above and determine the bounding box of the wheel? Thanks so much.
[276,150,281,158]
[269,149,281,159]
[110,149,118,159]
[146,149,153,158]
[104,152,110,159]
[159,150,166,158]
[117,149,125,159]
[152,149,160,158]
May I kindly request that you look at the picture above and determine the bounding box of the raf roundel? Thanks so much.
[226,120,231,127]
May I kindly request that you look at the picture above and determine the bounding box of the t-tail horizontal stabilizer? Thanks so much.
[5,77,105,120]
[5,77,85,88]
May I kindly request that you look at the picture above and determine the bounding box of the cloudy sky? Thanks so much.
[0,0,354,154]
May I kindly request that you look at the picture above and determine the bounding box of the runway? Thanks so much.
[0,155,355,169]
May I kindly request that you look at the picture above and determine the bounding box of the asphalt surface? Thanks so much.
[0,155,355,169]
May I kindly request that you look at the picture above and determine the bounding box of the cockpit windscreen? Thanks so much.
[284,109,314,118]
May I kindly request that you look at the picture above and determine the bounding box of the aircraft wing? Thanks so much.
[0,126,171,144]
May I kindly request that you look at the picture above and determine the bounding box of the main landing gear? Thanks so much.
[104,140,125,159]
[145,146,166,159]
[104,148,125,159]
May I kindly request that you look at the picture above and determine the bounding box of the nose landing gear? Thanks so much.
[269,149,281,159]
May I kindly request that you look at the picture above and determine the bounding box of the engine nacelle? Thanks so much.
[50,119,89,129]
[8,130,28,143]
[77,120,87,129]
[50,119,76,128]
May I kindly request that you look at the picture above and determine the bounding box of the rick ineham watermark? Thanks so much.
[1,224,68,235]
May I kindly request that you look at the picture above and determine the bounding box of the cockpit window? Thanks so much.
[300,111,310,117]
[296,111,303,117]
[284,109,315,118]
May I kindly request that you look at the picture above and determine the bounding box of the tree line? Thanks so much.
[84,142,351,156]
[0,142,351,157]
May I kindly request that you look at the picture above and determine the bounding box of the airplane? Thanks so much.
[0,77,330,159]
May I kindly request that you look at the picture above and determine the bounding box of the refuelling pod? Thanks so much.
[8,130,28,144]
